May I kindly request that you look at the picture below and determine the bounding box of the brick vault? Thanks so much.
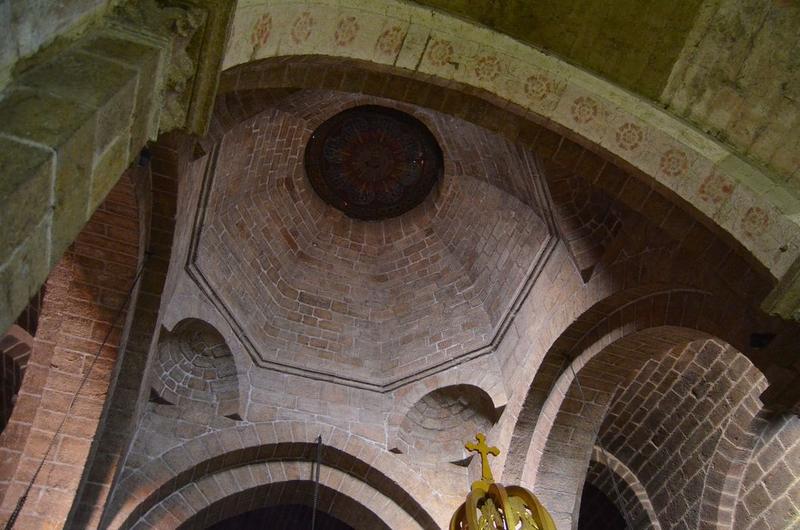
[0,1,799,530]
[189,91,553,388]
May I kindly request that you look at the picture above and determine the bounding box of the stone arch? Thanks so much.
[393,384,500,463]
[222,0,800,295]
[584,446,661,530]
[0,172,144,528]
[103,422,441,529]
[531,332,771,529]
[528,327,709,529]
[732,411,800,529]
[593,339,771,530]
[501,273,797,487]
[505,287,715,485]
[696,382,768,529]
[131,463,407,529]
[70,137,194,527]
[151,318,241,419]
[188,82,800,418]
[220,57,785,284]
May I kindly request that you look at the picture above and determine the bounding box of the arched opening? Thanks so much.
[208,504,355,530]
[527,331,777,529]
[580,447,661,530]
[104,429,438,530]
[0,325,32,433]
[177,476,394,530]
[577,483,626,530]
[151,318,241,418]
[396,384,500,463]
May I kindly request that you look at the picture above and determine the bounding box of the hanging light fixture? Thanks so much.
[450,433,557,530]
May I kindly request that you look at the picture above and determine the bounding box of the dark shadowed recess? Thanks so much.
[578,483,627,530]
[207,504,354,530]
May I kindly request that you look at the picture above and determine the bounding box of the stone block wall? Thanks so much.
[663,0,800,196]
[0,0,230,340]
[0,22,167,337]
[0,0,113,90]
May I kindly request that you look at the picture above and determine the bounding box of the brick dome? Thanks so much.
[194,91,548,386]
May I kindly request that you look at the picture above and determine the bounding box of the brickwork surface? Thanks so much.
[2,4,800,525]
[598,340,767,528]
[0,175,141,528]
[196,91,547,383]
[94,83,800,530]
[397,384,497,463]
[734,414,800,530]
[152,319,240,418]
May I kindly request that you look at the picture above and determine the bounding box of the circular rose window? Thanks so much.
[304,106,443,220]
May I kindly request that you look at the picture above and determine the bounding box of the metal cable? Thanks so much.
[5,258,147,529]
[311,435,322,530]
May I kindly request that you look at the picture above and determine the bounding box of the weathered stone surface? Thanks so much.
[0,136,52,260]
[111,0,207,134]
[663,0,800,197]
[80,32,165,151]
[91,131,131,210]
[0,90,97,263]
[0,0,113,92]
[0,89,95,147]
[0,217,50,330]
[17,49,139,173]
[0,0,233,337]
[412,0,705,100]
[0,0,16,89]
[19,49,136,111]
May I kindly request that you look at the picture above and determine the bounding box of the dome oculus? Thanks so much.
[304,105,443,220]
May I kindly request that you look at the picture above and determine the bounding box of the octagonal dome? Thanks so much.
[191,91,550,386]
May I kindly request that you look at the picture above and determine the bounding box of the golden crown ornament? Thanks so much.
[449,433,557,530]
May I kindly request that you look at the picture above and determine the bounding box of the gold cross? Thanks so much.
[466,432,499,482]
